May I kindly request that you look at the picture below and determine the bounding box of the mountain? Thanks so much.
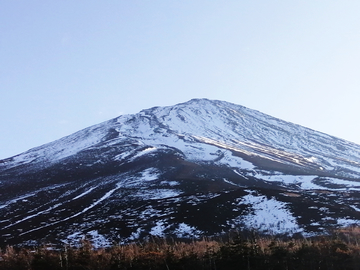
[1,98,360,247]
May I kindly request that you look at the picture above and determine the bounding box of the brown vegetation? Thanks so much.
[2,228,360,269]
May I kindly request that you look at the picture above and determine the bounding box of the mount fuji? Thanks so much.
[1,98,360,247]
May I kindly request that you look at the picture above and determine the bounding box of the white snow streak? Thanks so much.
[20,183,122,236]
[73,186,97,200]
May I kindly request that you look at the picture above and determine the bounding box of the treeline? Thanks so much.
[2,227,360,270]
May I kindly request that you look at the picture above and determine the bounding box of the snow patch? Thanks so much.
[232,191,302,234]
[130,147,158,161]
[87,230,112,248]
[337,218,360,227]
[255,173,326,190]
[160,180,179,187]
[132,189,182,200]
[150,221,167,237]
[174,223,202,238]
[141,168,160,181]
[128,228,142,241]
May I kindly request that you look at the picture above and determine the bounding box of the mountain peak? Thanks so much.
[2,99,360,247]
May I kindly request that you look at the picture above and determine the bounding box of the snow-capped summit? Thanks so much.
[1,98,360,247]
[4,98,360,177]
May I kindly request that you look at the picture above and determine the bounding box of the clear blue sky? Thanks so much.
[1,1,360,159]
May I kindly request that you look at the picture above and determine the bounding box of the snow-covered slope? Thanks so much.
[1,98,360,247]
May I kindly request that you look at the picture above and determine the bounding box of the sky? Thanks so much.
[1,1,360,159]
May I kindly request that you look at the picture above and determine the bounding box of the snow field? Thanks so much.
[230,190,302,235]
